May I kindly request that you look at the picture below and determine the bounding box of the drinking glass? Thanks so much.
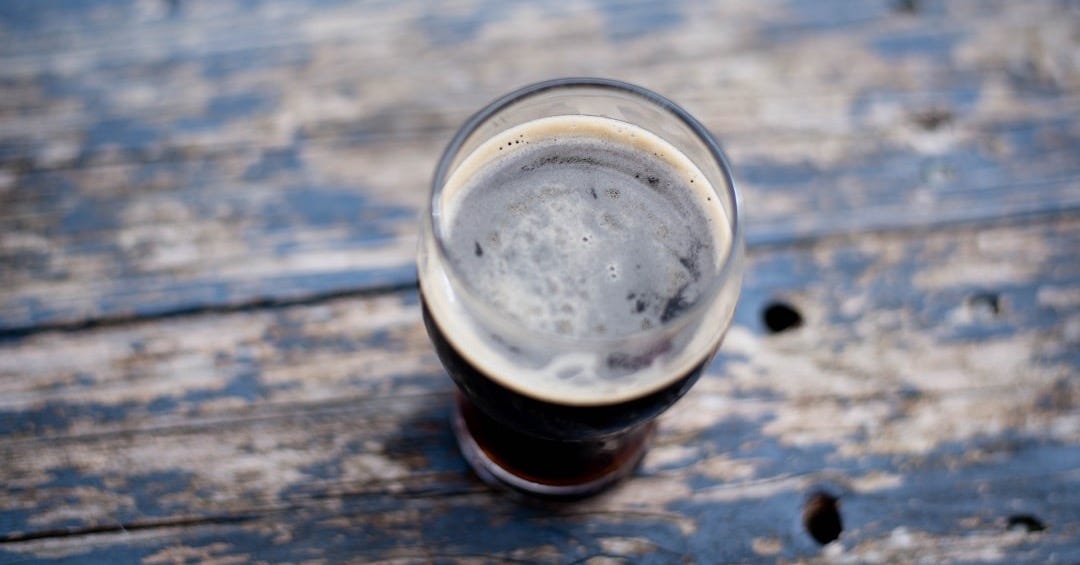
[417,78,743,498]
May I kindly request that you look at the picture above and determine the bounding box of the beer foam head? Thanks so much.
[422,115,735,404]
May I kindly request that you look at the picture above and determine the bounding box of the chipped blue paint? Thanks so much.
[242,186,408,236]
[57,196,121,235]
[924,283,1064,343]
[125,469,199,517]
[849,84,982,124]
[0,1,1075,562]
[780,0,891,25]
[175,91,276,134]
[0,400,138,437]
[243,146,304,180]
[268,325,363,354]
[733,251,816,334]
[738,160,822,192]
[870,29,962,60]
[1,316,433,440]
[706,350,751,379]
[85,118,162,151]
[0,467,105,534]
[417,0,683,45]
[758,0,889,43]
[591,0,682,41]
[93,279,233,317]
[200,45,313,80]
[20,438,1080,562]
[1,425,1076,561]
[697,417,847,480]
[147,396,180,414]
[660,437,1080,562]
[0,542,150,564]
[379,398,468,475]
[0,0,136,33]
[983,116,1079,157]
[41,466,108,490]
[280,396,465,500]
[37,73,111,115]
[1,248,52,281]
[182,368,268,404]
[416,5,496,46]
[266,322,401,354]
[206,91,274,120]
[0,298,49,339]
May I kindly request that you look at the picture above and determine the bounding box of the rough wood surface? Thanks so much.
[1,0,1078,563]
[2,0,1077,332]
[2,219,1077,562]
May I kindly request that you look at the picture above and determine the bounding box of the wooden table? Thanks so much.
[2,1,1077,562]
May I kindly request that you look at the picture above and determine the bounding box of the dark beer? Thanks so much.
[422,298,716,494]
[418,80,742,497]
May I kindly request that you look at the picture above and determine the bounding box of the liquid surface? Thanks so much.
[442,116,721,339]
[423,115,735,404]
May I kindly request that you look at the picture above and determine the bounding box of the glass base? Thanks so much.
[451,393,654,499]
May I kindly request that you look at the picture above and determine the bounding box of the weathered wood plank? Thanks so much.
[2,219,1076,561]
[0,289,441,440]
[1,1,1076,563]
[3,217,1075,440]
[2,115,1076,334]
[1,455,1076,563]
[2,0,1074,160]
[2,0,1077,331]
[2,0,1075,170]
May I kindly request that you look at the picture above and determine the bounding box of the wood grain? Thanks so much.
[2,218,1076,562]
[2,1,1077,562]
[2,0,1077,332]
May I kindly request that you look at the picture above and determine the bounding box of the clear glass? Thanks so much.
[418,78,744,498]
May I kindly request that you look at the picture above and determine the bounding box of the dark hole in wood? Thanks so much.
[912,107,953,130]
[969,292,1001,316]
[1007,514,1046,532]
[763,301,803,333]
[803,491,843,545]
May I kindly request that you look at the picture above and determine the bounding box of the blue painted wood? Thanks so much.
[0,1,1077,561]
[1,219,1076,561]
[2,441,1076,562]
[1,0,1077,331]
[2,219,1074,441]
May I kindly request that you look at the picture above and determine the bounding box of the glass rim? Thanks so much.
[429,77,744,348]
